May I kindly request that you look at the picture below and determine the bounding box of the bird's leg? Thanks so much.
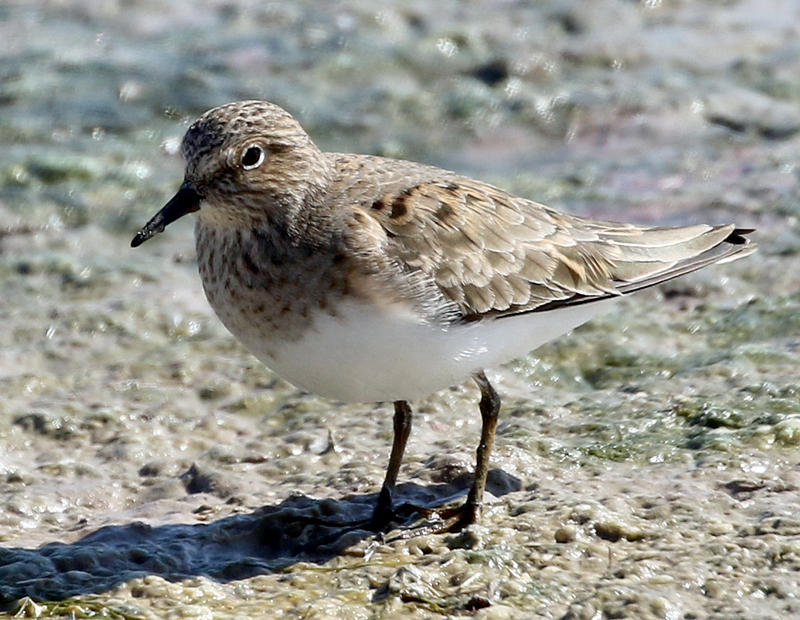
[371,400,413,529]
[387,371,501,538]
[460,370,501,525]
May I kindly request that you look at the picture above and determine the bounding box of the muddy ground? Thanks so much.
[0,1,799,618]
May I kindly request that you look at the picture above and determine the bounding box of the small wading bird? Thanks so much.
[133,101,755,531]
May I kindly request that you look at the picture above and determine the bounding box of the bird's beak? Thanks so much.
[131,184,202,247]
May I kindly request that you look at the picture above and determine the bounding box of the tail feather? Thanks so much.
[517,225,756,315]
[615,231,755,295]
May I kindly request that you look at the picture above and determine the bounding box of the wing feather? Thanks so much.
[334,155,756,321]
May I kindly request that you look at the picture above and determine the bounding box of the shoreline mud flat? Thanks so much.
[1,1,799,618]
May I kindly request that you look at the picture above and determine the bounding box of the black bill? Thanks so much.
[131,184,202,247]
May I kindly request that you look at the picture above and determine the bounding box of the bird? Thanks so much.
[131,100,755,531]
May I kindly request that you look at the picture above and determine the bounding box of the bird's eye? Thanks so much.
[241,146,265,170]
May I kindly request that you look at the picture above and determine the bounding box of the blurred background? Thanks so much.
[1,1,799,618]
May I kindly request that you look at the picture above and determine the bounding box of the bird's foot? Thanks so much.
[371,499,482,539]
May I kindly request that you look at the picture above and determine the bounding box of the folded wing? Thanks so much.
[362,176,755,321]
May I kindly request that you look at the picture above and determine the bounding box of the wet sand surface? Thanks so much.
[1,1,799,618]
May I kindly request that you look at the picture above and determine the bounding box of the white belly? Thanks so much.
[242,298,616,403]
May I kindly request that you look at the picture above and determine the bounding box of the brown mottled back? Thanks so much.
[325,153,754,321]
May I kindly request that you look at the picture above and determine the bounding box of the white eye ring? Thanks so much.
[241,145,265,170]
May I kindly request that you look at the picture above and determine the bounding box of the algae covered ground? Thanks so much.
[1,1,799,618]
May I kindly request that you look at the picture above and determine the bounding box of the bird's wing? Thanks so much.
[353,174,755,320]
